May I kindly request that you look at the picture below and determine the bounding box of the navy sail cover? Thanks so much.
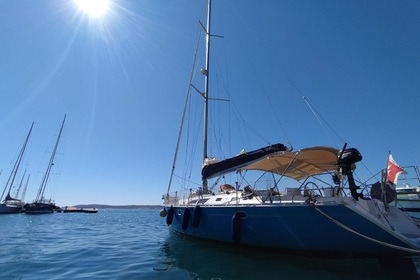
[202,143,287,180]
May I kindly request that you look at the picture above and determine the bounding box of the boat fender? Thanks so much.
[232,212,242,244]
[182,208,190,230]
[192,205,201,228]
[160,208,167,217]
[166,206,175,225]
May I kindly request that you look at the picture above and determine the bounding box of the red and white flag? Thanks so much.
[387,154,404,185]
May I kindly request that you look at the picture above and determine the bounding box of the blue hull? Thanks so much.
[0,204,22,214]
[165,204,419,257]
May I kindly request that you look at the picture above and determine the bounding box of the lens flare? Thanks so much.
[74,0,110,18]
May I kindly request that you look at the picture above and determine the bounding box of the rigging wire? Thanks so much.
[183,97,202,190]
[302,96,345,148]
[166,4,207,196]
[312,204,420,254]
[228,0,356,155]
[302,96,377,178]
[227,0,294,149]
[210,62,270,152]
[247,58,293,148]
[212,0,293,150]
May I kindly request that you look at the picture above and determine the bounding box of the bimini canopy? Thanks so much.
[202,143,287,180]
[241,146,340,181]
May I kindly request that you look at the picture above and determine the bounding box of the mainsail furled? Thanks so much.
[201,143,287,180]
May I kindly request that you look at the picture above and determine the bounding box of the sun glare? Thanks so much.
[74,0,110,18]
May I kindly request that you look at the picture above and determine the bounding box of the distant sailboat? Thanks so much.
[25,115,66,215]
[0,123,34,214]
[395,166,420,215]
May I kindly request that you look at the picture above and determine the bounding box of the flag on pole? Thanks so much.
[387,154,404,185]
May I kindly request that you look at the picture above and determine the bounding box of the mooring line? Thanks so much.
[313,205,420,254]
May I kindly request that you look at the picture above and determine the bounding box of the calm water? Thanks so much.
[0,209,418,279]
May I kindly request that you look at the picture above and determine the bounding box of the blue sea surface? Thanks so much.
[0,209,418,279]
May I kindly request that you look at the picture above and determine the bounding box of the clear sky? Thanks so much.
[0,0,419,206]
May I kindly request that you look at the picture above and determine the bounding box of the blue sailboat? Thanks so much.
[160,0,420,257]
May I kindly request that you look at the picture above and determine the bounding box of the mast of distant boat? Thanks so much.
[0,122,34,202]
[21,174,30,202]
[14,169,27,199]
[35,115,66,202]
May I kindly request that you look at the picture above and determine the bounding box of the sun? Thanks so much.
[74,0,111,18]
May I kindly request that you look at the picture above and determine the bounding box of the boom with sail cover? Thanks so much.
[202,143,287,180]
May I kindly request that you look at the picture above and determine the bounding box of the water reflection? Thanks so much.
[159,231,418,280]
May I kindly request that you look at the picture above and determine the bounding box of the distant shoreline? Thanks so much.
[71,204,163,209]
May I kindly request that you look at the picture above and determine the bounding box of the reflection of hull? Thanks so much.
[165,199,420,257]
[25,202,55,214]
[0,203,22,214]
[160,232,417,279]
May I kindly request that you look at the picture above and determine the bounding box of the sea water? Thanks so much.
[0,209,418,280]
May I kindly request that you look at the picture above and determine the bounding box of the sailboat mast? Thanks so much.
[15,169,27,198]
[202,0,211,193]
[0,122,34,202]
[21,174,30,202]
[36,115,66,201]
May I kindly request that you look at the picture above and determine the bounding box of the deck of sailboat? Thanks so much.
[161,0,420,257]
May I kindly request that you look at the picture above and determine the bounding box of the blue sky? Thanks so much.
[0,0,419,206]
